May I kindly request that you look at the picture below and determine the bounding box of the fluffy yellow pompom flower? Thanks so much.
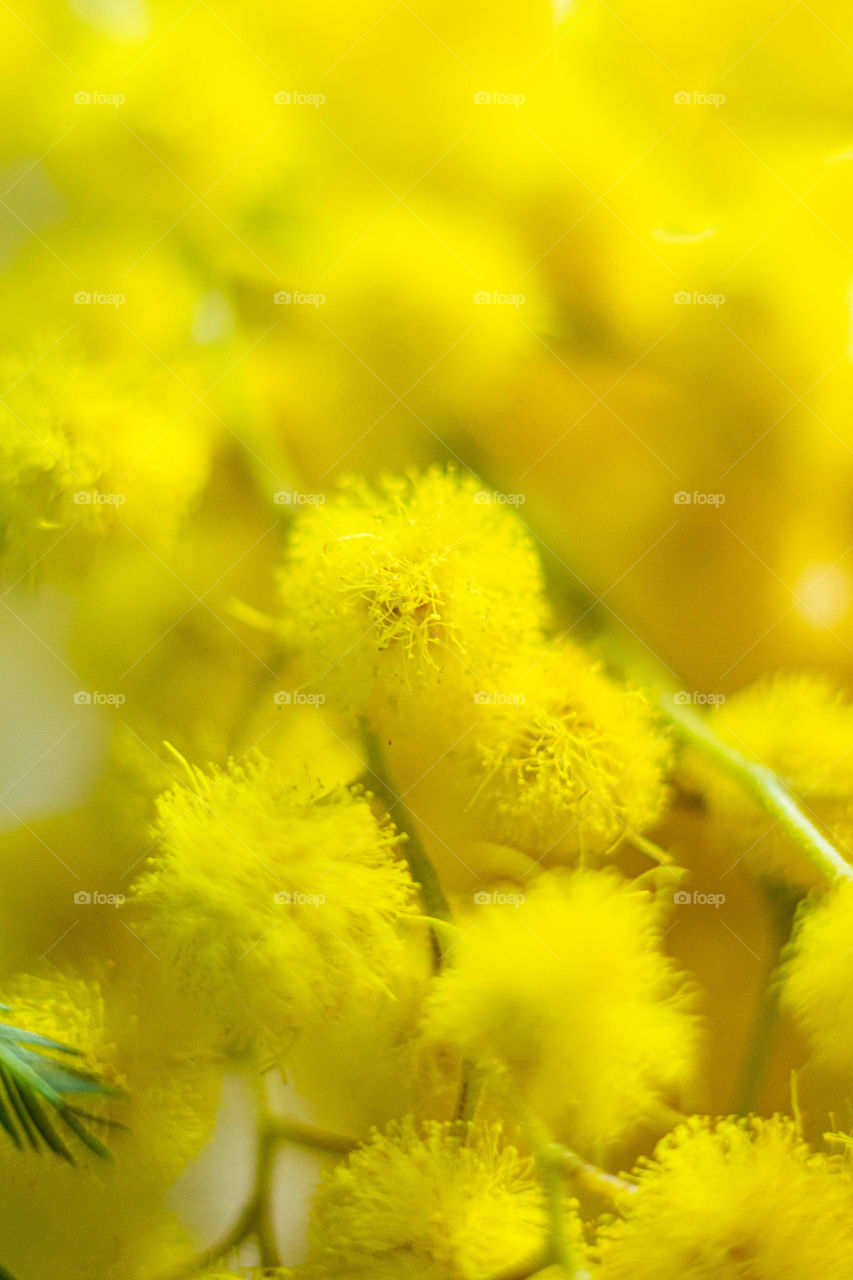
[132,754,418,1059]
[0,346,209,582]
[278,468,549,728]
[780,880,853,1070]
[596,1116,853,1280]
[446,642,671,862]
[296,1119,573,1279]
[684,674,853,889]
[428,871,698,1156]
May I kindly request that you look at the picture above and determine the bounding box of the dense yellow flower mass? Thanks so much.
[428,871,698,1155]
[6,0,853,1274]
[295,1119,573,1280]
[596,1117,853,1280]
[132,754,418,1059]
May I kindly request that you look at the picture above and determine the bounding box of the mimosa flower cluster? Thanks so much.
[5,463,853,1280]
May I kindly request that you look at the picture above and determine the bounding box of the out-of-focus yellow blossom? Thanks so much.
[684,674,853,890]
[596,1115,853,1280]
[444,642,671,863]
[295,1119,574,1279]
[0,345,211,582]
[427,870,698,1156]
[285,938,454,1137]
[278,468,549,729]
[781,880,853,1072]
[132,753,418,1059]
[0,968,219,1278]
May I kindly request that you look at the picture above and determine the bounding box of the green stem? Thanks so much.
[267,1116,358,1153]
[525,1122,581,1278]
[554,1146,637,1204]
[661,695,853,884]
[455,1060,486,1123]
[360,720,453,963]
[731,887,799,1115]
[160,1114,356,1279]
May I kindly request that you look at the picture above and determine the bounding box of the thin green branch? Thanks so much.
[554,1145,637,1203]
[360,720,453,964]
[160,1114,357,1279]
[731,887,799,1115]
[266,1116,358,1154]
[525,1122,582,1279]
[662,695,853,884]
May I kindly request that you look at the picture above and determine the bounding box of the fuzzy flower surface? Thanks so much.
[685,673,853,889]
[596,1116,853,1280]
[278,468,549,725]
[132,754,417,1059]
[427,870,698,1155]
[295,1119,569,1279]
[450,641,671,861]
[780,879,853,1071]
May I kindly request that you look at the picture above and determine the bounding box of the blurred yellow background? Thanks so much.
[2,0,853,1155]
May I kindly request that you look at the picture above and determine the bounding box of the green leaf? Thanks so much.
[0,1018,120,1161]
